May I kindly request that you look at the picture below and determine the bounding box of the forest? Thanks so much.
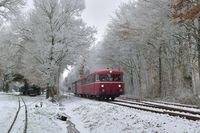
[0,0,200,104]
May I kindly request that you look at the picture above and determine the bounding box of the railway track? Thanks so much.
[119,96,200,109]
[108,99,200,121]
[7,96,28,133]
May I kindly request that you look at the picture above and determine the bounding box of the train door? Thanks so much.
[91,74,95,95]
[72,81,77,95]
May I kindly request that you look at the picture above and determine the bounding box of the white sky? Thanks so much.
[82,0,130,42]
[25,0,130,42]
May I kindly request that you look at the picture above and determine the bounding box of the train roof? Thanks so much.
[74,70,123,82]
[93,69,123,74]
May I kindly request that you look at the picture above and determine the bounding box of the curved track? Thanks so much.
[108,99,200,121]
[7,96,28,133]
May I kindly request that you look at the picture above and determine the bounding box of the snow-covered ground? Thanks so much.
[0,93,200,133]
[0,93,67,133]
[0,94,18,132]
[61,95,200,133]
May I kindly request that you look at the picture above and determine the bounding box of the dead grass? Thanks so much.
[178,97,200,106]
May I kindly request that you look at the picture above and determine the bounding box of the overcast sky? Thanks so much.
[26,0,130,41]
[82,0,129,42]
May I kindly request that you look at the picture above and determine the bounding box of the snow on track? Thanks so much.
[142,101,200,112]
[110,101,200,121]
[114,99,200,117]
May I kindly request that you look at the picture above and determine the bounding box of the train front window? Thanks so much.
[96,74,122,82]
[112,74,122,82]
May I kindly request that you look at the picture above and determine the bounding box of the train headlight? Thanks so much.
[120,89,123,92]
[102,89,105,92]
[118,84,121,87]
[101,84,104,88]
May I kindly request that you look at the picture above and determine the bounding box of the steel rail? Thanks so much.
[7,96,28,133]
[115,99,200,115]
[119,97,200,109]
[109,100,200,121]
[7,97,21,133]
[21,97,28,133]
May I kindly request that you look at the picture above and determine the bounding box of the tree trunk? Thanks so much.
[130,68,134,92]
[187,27,197,96]
[158,45,162,97]
[55,65,61,98]
[46,16,57,99]
[197,16,200,81]
[137,52,142,98]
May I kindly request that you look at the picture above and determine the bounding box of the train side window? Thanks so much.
[92,75,95,83]
[96,74,99,82]
[86,77,89,84]
[87,76,89,84]
[89,75,92,84]
[87,76,91,84]
[81,79,86,85]
[89,75,94,83]
[88,76,91,84]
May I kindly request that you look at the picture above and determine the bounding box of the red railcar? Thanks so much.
[72,70,124,100]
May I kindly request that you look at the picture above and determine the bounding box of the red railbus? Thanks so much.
[72,70,124,100]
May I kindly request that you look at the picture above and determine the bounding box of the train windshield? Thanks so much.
[96,74,122,82]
